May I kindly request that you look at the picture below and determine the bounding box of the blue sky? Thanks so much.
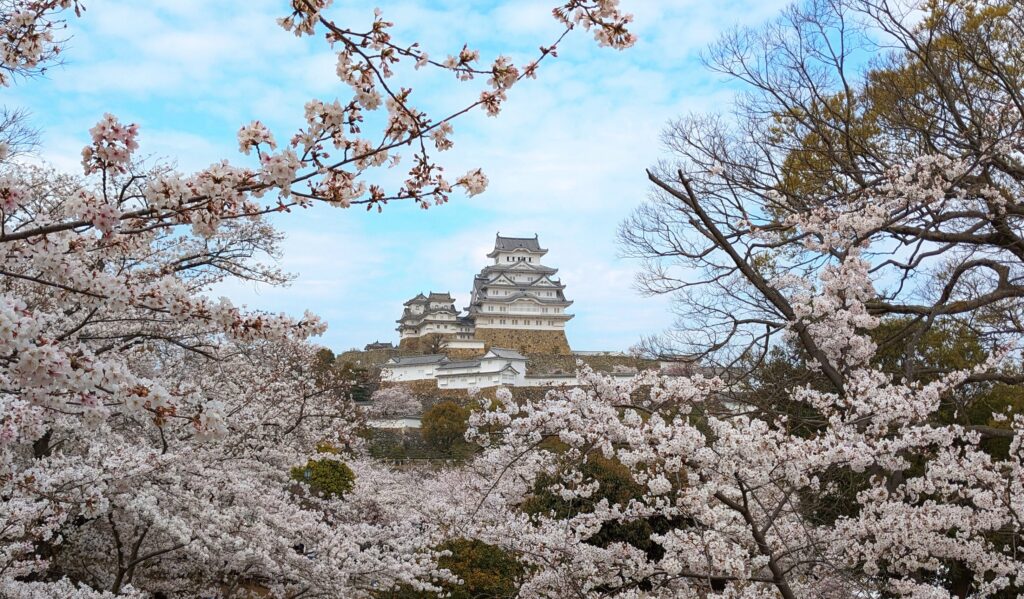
[9,0,791,352]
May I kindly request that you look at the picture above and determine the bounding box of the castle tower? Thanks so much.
[466,234,573,355]
[396,291,460,352]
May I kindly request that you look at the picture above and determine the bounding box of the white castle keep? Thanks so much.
[466,234,574,331]
[395,234,574,356]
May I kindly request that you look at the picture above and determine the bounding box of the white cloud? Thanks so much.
[15,0,793,352]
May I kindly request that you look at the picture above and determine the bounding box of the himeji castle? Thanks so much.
[467,235,574,332]
[396,234,574,356]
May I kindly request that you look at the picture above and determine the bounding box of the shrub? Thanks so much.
[379,538,524,599]
[521,454,686,561]
[420,400,470,455]
[290,458,355,499]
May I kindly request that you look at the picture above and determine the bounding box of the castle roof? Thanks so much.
[486,347,527,360]
[385,354,448,366]
[484,274,565,290]
[404,291,454,305]
[437,359,482,370]
[469,283,572,305]
[397,306,457,325]
[487,234,548,257]
[436,363,521,378]
[480,263,558,276]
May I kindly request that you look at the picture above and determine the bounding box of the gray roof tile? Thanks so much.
[494,234,542,251]
[437,359,482,370]
[386,354,449,366]
[487,234,548,256]
[487,348,527,360]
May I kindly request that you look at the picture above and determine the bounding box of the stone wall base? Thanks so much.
[472,328,571,356]
[397,334,453,355]
[379,379,474,406]
[446,348,487,360]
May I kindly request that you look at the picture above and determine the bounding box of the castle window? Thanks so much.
[500,319,506,325]
[512,319,518,325]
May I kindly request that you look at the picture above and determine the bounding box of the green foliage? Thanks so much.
[521,454,685,561]
[750,315,1024,590]
[420,401,471,455]
[748,317,1022,450]
[335,360,376,403]
[869,317,1023,457]
[869,317,987,380]
[378,539,524,599]
[314,347,335,368]
[290,458,355,499]
[773,0,1024,210]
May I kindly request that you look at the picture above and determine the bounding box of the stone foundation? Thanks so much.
[472,328,571,356]
[526,353,660,375]
[397,334,453,355]
[446,348,487,360]
[379,379,475,406]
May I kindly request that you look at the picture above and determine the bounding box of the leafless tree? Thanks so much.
[621,0,1024,389]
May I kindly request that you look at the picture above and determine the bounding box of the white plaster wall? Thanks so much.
[381,364,439,382]
[473,318,566,329]
[438,370,516,389]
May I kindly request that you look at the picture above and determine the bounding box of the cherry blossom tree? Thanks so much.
[467,246,1024,598]
[0,0,636,596]
[462,1,1024,596]
[369,385,422,418]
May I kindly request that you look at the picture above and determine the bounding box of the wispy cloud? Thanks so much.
[13,0,788,351]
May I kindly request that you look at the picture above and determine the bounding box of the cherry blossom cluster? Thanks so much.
[0,1,80,86]
[466,246,1024,597]
[368,385,422,418]
[787,254,879,369]
[0,173,23,212]
[553,0,637,49]
[273,1,635,211]
[1,335,452,596]
[80,113,139,176]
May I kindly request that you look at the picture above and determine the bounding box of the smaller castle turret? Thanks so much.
[396,292,458,340]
